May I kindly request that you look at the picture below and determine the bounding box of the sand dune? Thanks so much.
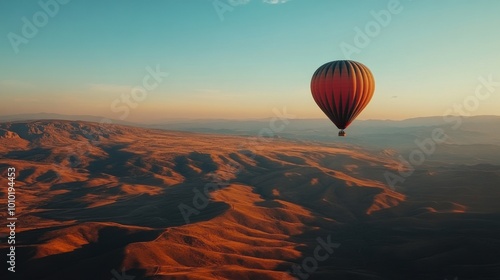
[1,120,499,279]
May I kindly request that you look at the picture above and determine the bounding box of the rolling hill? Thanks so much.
[0,120,499,280]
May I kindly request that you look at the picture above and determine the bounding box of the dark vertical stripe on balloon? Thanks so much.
[348,62,363,121]
[326,62,340,127]
[343,61,354,127]
[334,61,345,126]
[334,61,343,125]
[342,61,354,129]
[312,62,340,128]
[323,63,338,124]
[346,61,357,115]
[345,60,352,121]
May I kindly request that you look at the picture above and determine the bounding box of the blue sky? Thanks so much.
[1,0,499,122]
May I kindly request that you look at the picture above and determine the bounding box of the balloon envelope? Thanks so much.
[310,60,375,134]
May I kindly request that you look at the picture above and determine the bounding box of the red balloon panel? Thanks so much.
[311,60,375,130]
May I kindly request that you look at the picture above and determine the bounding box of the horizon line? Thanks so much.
[1,112,500,124]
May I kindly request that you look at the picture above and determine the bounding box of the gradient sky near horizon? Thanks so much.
[1,0,499,122]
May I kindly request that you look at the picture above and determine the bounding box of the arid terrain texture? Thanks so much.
[1,120,499,280]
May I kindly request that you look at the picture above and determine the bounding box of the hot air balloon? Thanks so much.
[310,60,375,136]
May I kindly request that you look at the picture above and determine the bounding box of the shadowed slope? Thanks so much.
[0,120,499,280]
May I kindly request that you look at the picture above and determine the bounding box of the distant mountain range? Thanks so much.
[0,113,138,126]
[2,113,499,153]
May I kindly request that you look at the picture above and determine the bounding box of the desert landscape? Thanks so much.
[3,1,500,279]
[1,120,499,280]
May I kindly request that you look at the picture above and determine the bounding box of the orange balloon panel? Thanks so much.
[311,60,375,130]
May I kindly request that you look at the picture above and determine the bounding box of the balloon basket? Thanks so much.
[338,130,346,137]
